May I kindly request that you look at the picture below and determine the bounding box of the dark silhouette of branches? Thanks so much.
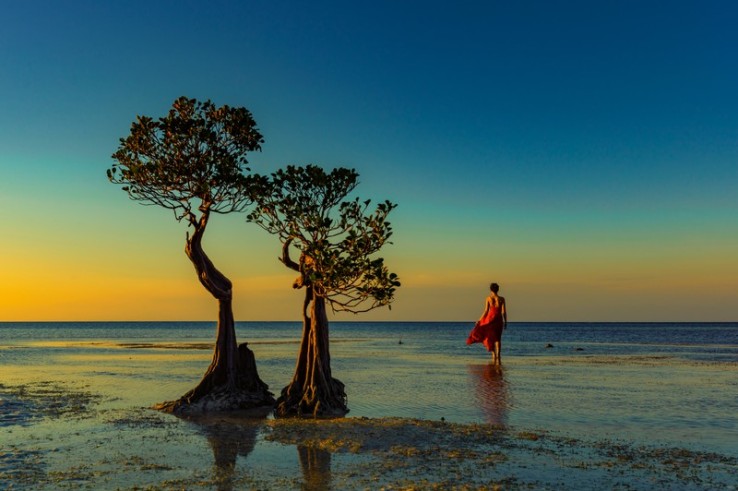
[248,165,400,314]
[108,96,264,225]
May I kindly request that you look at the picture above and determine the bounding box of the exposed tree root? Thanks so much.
[275,377,348,418]
[155,343,275,414]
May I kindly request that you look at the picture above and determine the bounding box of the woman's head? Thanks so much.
[490,282,500,293]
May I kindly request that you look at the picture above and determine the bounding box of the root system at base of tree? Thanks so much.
[275,376,348,418]
[155,343,275,414]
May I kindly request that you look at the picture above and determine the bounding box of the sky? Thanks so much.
[1,0,737,322]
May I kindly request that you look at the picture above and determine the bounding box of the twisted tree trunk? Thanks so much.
[155,209,274,413]
[275,285,348,418]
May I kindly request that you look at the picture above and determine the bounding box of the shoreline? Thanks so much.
[2,380,736,490]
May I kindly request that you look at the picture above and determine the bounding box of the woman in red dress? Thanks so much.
[466,283,507,363]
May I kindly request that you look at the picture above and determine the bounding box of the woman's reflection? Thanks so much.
[467,363,510,427]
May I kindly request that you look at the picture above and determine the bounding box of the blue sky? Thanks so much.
[1,1,737,321]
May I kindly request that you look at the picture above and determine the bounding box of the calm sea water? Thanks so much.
[2,321,737,358]
[2,321,737,455]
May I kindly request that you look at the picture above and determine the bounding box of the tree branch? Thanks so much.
[280,238,300,271]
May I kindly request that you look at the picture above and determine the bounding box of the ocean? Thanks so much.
[2,321,737,458]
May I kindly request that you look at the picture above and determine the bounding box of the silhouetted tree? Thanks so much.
[248,165,400,417]
[108,96,274,413]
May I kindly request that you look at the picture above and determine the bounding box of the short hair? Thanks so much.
[490,282,500,293]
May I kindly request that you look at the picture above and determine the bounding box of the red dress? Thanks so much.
[466,301,503,352]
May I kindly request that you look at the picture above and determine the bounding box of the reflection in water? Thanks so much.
[180,413,334,491]
[298,445,332,490]
[180,414,262,491]
[468,363,510,427]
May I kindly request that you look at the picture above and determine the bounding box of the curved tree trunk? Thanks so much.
[155,209,274,413]
[275,286,348,417]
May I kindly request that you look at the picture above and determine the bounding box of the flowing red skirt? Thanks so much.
[466,307,503,352]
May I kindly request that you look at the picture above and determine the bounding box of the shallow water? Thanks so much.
[2,321,736,455]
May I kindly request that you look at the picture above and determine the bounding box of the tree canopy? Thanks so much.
[108,96,264,223]
[248,164,400,313]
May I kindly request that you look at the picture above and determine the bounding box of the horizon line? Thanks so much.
[1,320,736,324]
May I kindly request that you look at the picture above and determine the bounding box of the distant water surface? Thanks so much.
[1,321,737,455]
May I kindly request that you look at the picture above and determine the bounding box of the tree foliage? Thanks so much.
[248,165,400,313]
[107,96,264,224]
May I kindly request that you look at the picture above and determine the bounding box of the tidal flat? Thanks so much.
[2,322,737,489]
[1,377,736,489]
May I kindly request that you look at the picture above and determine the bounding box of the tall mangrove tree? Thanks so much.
[248,165,400,417]
[108,96,274,413]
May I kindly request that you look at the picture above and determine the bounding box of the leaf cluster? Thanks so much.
[247,165,401,313]
[107,96,264,224]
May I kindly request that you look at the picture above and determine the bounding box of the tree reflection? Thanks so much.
[180,414,263,491]
[467,363,510,427]
[298,444,332,490]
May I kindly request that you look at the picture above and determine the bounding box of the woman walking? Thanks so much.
[466,283,507,363]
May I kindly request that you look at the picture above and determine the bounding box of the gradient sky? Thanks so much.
[1,1,737,322]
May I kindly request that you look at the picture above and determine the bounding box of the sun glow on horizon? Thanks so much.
[1,2,737,323]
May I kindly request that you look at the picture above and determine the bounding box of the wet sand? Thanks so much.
[2,379,736,490]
